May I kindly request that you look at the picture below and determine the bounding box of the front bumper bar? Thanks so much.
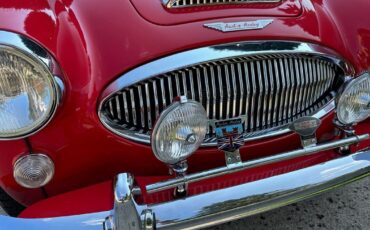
[3,149,370,229]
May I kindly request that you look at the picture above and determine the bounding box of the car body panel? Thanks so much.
[0,0,370,209]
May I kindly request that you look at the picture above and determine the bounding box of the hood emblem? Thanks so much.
[204,19,274,33]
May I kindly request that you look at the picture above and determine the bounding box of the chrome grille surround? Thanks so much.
[98,41,352,146]
[163,0,281,8]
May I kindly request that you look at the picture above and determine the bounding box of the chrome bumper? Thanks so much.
[3,148,370,229]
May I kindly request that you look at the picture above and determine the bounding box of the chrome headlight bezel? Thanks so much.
[0,31,63,140]
[336,72,370,125]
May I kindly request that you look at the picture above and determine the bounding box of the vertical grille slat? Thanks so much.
[288,58,295,119]
[181,71,188,98]
[324,64,332,93]
[144,83,152,129]
[137,85,145,128]
[151,80,160,119]
[261,60,269,128]
[237,62,245,117]
[307,59,315,109]
[122,91,129,123]
[160,78,167,109]
[189,70,196,100]
[255,60,263,129]
[303,59,310,110]
[103,53,341,144]
[108,100,114,120]
[115,95,121,121]
[298,58,305,113]
[250,61,257,130]
[224,64,232,119]
[217,65,224,120]
[293,59,300,116]
[130,88,137,126]
[243,62,251,131]
[321,62,328,96]
[273,60,281,126]
[196,67,203,109]
[267,59,274,127]
[283,58,291,120]
[210,65,217,119]
[174,73,181,97]
[314,60,322,103]
[165,75,174,103]
[278,59,286,124]
[203,66,211,117]
[230,63,238,118]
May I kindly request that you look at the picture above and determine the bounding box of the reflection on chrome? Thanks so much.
[0,31,62,139]
[99,41,352,146]
[1,149,370,229]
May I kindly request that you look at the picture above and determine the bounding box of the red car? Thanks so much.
[1,0,370,229]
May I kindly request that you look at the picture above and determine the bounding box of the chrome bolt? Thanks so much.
[186,133,197,144]
[141,210,155,230]
[174,184,187,198]
[104,215,115,230]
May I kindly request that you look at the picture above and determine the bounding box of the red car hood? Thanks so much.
[129,0,302,25]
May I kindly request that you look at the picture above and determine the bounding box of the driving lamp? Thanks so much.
[13,154,55,188]
[151,97,208,165]
[0,45,58,139]
[337,72,370,125]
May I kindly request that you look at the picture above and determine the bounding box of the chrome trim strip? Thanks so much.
[98,41,353,145]
[0,30,64,140]
[163,0,282,8]
[146,134,369,193]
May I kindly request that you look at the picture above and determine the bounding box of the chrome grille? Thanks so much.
[163,0,281,8]
[101,54,339,143]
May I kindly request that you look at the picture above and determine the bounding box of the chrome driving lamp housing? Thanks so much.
[151,96,208,195]
[336,72,370,126]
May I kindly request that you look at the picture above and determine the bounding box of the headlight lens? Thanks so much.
[13,154,55,188]
[0,46,57,138]
[151,100,208,165]
[337,72,370,125]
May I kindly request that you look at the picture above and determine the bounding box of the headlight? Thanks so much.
[337,72,370,125]
[0,45,58,138]
[151,98,208,165]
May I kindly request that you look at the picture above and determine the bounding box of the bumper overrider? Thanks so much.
[1,134,370,230]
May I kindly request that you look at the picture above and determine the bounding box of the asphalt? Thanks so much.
[1,177,369,229]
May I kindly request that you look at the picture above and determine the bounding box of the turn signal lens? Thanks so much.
[13,154,54,188]
[151,99,208,165]
[337,72,370,125]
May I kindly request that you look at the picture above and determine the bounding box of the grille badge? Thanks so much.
[204,19,273,33]
[213,118,245,152]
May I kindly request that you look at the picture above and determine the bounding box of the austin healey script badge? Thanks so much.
[215,118,245,152]
[204,19,274,33]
